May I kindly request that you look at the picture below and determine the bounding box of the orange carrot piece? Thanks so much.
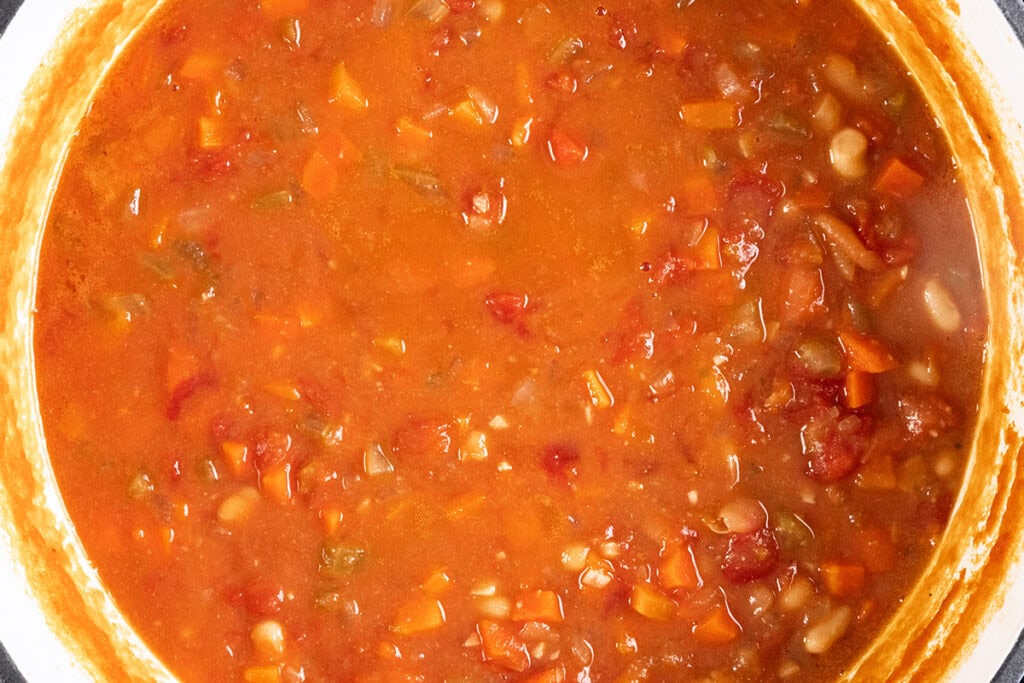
[243,665,281,683]
[421,567,452,595]
[692,226,721,270]
[844,369,875,408]
[659,545,701,591]
[301,150,339,200]
[512,590,564,623]
[393,597,446,635]
[679,174,718,215]
[197,115,229,149]
[820,561,866,598]
[329,62,368,110]
[679,101,738,129]
[260,465,292,504]
[220,441,248,475]
[178,53,223,82]
[838,330,899,373]
[629,584,677,621]
[320,506,344,535]
[478,620,530,672]
[525,667,566,683]
[692,604,741,644]
[874,158,924,199]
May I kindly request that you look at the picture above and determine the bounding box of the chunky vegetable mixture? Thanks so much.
[35,0,985,680]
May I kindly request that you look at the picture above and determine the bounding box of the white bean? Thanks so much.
[804,605,852,654]
[829,127,869,179]
[922,278,963,333]
[251,619,286,659]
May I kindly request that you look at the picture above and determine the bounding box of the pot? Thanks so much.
[1,0,1022,680]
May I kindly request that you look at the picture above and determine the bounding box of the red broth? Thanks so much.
[34,0,985,680]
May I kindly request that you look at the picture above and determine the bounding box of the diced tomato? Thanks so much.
[393,418,453,456]
[608,14,639,50]
[242,577,286,616]
[477,620,530,672]
[546,127,589,167]
[252,430,293,470]
[166,372,216,420]
[545,71,578,93]
[484,291,530,324]
[722,528,779,583]
[447,0,476,12]
[540,442,580,483]
[803,413,868,482]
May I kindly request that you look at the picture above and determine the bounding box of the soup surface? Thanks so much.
[34,0,986,680]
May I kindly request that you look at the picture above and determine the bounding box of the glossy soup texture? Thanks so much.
[34,0,986,680]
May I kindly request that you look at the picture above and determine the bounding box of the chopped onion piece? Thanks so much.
[407,0,450,24]
[370,0,394,27]
[363,442,394,476]
[548,35,584,65]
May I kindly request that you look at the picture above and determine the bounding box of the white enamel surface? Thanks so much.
[0,3,99,681]
[0,0,1022,681]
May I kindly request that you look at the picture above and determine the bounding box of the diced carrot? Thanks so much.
[301,150,339,200]
[582,369,614,409]
[838,330,899,373]
[510,117,533,148]
[659,545,701,591]
[445,492,487,519]
[629,584,676,621]
[165,346,199,390]
[874,158,924,199]
[451,99,485,126]
[512,590,564,623]
[855,454,896,490]
[853,526,897,573]
[330,63,368,110]
[220,441,248,475]
[477,620,530,672]
[260,465,292,504]
[377,641,401,659]
[820,561,866,598]
[868,266,908,308]
[844,369,875,408]
[320,505,344,535]
[780,268,826,322]
[679,101,738,129]
[546,127,588,167]
[421,567,452,595]
[692,604,741,644]
[396,116,432,143]
[317,129,362,164]
[679,174,718,216]
[178,53,224,82]
[691,226,721,270]
[260,0,309,19]
[515,62,534,105]
[525,668,565,683]
[243,665,281,683]
[393,597,446,635]
[263,382,301,401]
[197,115,228,149]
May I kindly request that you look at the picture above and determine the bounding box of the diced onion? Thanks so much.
[804,606,852,654]
[363,442,394,476]
[922,278,962,333]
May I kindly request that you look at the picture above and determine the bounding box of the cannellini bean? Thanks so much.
[251,619,286,659]
[823,53,866,102]
[922,278,963,333]
[217,486,261,524]
[718,497,767,534]
[778,575,815,612]
[829,127,869,179]
[804,605,852,654]
[811,93,842,135]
